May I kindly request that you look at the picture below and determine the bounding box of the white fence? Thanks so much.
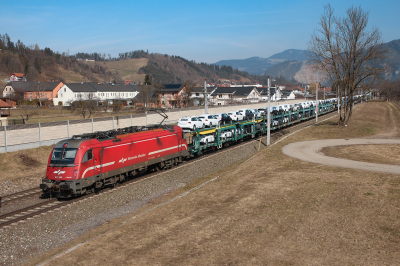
[1,101,300,153]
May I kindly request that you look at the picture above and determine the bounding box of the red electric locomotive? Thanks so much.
[40,125,189,198]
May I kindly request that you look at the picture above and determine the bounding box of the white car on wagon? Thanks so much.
[177,116,205,131]
[198,114,219,128]
[227,111,244,121]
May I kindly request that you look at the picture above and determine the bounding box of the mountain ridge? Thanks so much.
[213,40,400,82]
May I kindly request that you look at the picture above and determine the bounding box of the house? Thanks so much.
[27,82,63,103]
[209,86,262,105]
[259,87,281,101]
[54,83,97,106]
[280,90,296,100]
[293,86,305,94]
[210,87,236,105]
[9,73,27,81]
[159,84,188,108]
[0,99,12,126]
[0,99,12,115]
[3,81,63,105]
[53,83,139,106]
[2,81,30,97]
[93,83,139,106]
[0,97,17,108]
[190,86,217,106]
[231,86,261,102]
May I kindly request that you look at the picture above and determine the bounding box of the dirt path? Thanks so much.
[366,101,399,138]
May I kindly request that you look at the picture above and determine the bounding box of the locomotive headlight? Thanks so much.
[73,170,77,179]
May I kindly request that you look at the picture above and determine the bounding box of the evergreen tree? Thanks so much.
[144,74,152,85]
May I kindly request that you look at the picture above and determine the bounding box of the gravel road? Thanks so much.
[282,138,400,174]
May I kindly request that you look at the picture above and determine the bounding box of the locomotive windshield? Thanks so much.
[50,148,78,165]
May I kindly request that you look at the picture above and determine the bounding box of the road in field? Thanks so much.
[282,138,400,174]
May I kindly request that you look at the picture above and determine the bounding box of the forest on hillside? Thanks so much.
[0,34,118,83]
[0,34,300,87]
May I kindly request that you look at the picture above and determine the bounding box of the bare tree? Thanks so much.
[9,88,25,106]
[19,108,37,124]
[136,83,164,110]
[152,82,164,108]
[136,85,153,111]
[35,81,46,107]
[307,5,388,125]
[112,94,125,113]
[180,80,195,107]
[380,79,400,101]
[100,100,110,113]
[70,93,98,119]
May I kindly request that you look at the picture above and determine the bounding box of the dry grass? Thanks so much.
[0,145,52,195]
[58,67,89,83]
[23,101,400,265]
[84,58,148,82]
[322,144,400,165]
[0,72,9,88]
[8,105,139,123]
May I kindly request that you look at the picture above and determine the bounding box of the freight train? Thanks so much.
[40,98,358,198]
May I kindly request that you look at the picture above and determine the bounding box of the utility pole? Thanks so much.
[316,82,318,123]
[267,76,271,146]
[338,85,340,114]
[204,78,208,114]
[305,84,307,102]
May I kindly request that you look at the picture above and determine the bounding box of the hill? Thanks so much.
[214,49,308,75]
[264,60,304,81]
[267,49,307,61]
[0,33,120,86]
[383,39,400,80]
[213,57,280,75]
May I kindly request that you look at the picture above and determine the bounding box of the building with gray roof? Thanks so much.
[54,82,139,106]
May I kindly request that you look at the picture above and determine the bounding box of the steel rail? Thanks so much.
[0,188,42,207]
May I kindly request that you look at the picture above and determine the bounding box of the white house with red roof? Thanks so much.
[9,73,27,81]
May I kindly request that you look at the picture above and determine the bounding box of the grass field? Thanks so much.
[322,144,400,165]
[8,106,140,124]
[84,58,148,83]
[22,101,400,265]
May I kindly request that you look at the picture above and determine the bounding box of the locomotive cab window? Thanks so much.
[82,149,93,163]
[50,148,78,165]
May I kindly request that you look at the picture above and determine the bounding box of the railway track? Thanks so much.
[0,110,338,229]
[0,199,62,228]
[0,187,42,207]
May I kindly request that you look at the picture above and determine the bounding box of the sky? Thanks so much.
[1,0,400,64]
